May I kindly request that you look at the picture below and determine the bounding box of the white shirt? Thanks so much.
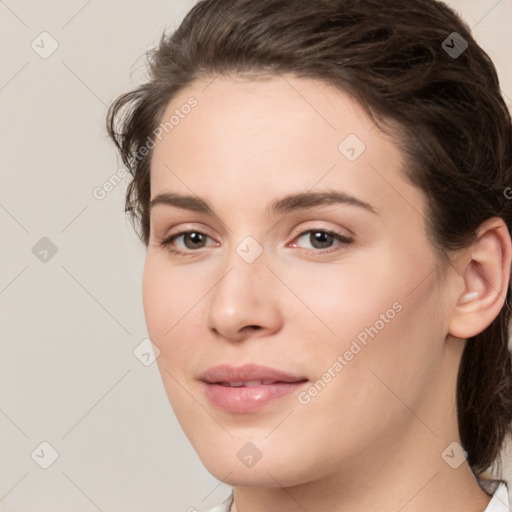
[205,481,510,512]
[481,481,510,512]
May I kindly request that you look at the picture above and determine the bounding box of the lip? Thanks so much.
[199,363,309,414]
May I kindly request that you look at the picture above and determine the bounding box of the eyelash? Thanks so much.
[159,228,353,257]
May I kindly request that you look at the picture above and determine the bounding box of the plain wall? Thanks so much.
[1,1,511,510]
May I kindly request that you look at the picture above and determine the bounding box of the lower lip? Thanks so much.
[201,381,308,413]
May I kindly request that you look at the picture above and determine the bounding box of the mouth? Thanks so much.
[216,379,304,387]
[199,364,309,413]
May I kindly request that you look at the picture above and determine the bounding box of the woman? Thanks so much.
[107,0,512,510]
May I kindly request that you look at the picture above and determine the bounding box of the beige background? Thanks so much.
[1,1,511,510]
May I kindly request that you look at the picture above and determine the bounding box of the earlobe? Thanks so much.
[449,218,512,339]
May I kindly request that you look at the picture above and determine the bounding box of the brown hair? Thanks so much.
[107,0,512,476]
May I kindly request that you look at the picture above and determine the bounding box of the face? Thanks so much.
[143,75,454,487]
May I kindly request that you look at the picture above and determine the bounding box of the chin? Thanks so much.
[204,461,299,488]
[193,439,316,489]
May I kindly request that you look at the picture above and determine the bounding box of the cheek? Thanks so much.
[288,286,444,472]
[142,258,167,340]
[310,267,444,425]
[141,255,216,409]
[141,258,197,410]
[292,247,444,400]
[279,256,400,343]
[142,255,201,340]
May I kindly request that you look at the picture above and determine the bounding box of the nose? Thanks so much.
[206,247,283,342]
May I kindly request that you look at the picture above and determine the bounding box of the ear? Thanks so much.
[449,217,512,339]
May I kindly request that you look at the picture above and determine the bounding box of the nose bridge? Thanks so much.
[216,232,268,296]
[206,237,281,339]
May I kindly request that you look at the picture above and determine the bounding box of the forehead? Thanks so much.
[152,74,378,169]
[149,74,423,222]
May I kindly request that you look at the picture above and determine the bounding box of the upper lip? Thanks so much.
[199,363,308,384]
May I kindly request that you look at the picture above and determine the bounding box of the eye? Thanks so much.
[160,230,218,255]
[289,229,353,253]
[159,228,353,256]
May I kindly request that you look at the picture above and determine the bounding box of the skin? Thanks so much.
[143,74,511,511]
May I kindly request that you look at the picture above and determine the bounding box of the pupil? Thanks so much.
[185,232,205,249]
[311,231,332,249]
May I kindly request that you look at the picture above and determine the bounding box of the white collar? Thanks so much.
[483,482,509,512]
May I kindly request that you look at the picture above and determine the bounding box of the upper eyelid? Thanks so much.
[290,223,354,240]
[159,218,353,237]
[162,224,350,238]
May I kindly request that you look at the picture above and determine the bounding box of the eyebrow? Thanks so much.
[149,190,378,216]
